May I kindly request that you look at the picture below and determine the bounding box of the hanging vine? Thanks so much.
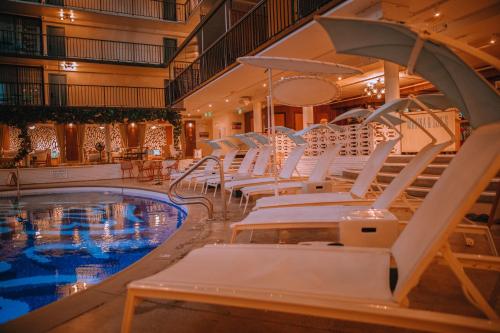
[0,105,182,163]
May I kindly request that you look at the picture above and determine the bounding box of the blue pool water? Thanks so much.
[0,191,186,323]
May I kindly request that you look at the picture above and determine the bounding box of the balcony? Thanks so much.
[166,0,345,105]
[0,82,168,108]
[0,30,176,66]
[16,0,202,22]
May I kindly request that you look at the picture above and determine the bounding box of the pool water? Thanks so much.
[0,191,186,323]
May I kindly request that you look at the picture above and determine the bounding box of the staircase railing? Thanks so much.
[168,155,227,220]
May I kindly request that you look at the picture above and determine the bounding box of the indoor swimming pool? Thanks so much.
[0,189,186,323]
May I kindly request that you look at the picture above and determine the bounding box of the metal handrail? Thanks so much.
[168,155,227,220]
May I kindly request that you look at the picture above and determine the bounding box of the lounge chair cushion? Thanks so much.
[254,192,359,209]
[129,244,393,303]
[232,206,396,228]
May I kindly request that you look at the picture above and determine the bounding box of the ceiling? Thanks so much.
[181,0,499,117]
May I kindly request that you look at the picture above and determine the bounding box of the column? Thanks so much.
[302,106,314,128]
[384,61,400,102]
[252,101,263,133]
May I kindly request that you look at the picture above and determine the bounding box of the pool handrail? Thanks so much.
[168,155,227,220]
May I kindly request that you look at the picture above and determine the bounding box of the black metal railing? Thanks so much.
[167,0,342,104]
[17,0,202,22]
[0,82,167,108]
[0,30,176,66]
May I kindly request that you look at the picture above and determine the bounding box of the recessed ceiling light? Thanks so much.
[196,109,200,112]
[208,104,213,108]
[262,83,267,87]
[224,98,229,102]
[432,7,441,18]
[337,76,342,81]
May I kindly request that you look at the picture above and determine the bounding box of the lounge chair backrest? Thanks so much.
[350,139,399,198]
[252,146,272,176]
[278,144,307,179]
[308,144,341,182]
[205,149,223,172]
[223,149,238,172]
[371,141,449,210]
[391,122,500,302]
[238,148,258,174]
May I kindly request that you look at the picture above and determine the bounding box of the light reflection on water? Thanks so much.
[0,192,186,323]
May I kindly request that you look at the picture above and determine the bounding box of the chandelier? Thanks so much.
[364,78,385,99]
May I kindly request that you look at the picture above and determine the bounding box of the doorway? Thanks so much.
[47,26,66,57]
[48,74,67,106]
[65,124,78,161]
[184,121,196,157]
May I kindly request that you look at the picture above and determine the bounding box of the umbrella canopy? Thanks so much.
[238,56,363,75]
[234,134,258,148]
[363,94,455,125]
[205,140,222,150]
[246,132,269,145]
[316,17,500,128]
[333,107,404,127]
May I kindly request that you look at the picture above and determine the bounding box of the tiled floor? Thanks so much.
[1,178,499,333]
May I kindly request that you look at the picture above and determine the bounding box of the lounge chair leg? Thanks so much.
[228,189,233,204]
[249,230,254,243]
[442,245,499,320]
[213,185,218,197]
[230,230,239,243]
[121,292,141,333]
[243,195,250,214]
[239,194,244,207]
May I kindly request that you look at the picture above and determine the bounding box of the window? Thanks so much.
[163,37,177,64]
[0,14,42,56]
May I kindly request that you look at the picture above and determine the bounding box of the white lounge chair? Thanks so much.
[191,148,239,191]
[121,122,500,333]
[230,141,449,241]
[201,147,259,195]
[205,144,273,195]
[224,143,307,202]
[254,137,399,210]
[240,144,341,213]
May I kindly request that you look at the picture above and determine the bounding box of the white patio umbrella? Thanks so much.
[238,56,363,196]
[316,17,500,128]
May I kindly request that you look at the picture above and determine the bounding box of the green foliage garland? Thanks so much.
[0,105,182,163]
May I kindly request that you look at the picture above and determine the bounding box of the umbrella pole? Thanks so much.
[267,69,279,197]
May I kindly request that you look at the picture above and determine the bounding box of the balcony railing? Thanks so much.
[17,0,201,22]
[0,82,167,108]
[0,30,175,66]
[167,0,344,104]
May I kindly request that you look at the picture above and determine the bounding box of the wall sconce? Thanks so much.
[59,9,75,22]
[188,122,193,128]
[99,126,105,130]
[28,125,36,130]
[130,122,136,127]
[61,61,78,71]
[151,125,157,130]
